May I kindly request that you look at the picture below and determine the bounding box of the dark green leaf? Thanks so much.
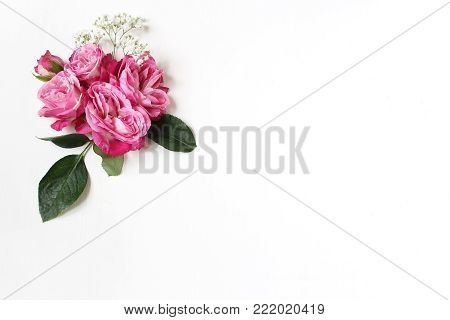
[50,60,63,74]
[39,134,90,148]
[38,155,88,222]
[33,74,51,82]
[147,114,196,152]
[93,145,124,176]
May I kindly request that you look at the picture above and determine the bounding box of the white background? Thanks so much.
[0,0,449,318]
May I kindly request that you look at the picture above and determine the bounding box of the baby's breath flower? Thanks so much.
[78,13,148,57]
[119,34,148,56]
[94,15,111,30]
[91,30,105,44]
[74,31,92,47]
[74,30,105,47]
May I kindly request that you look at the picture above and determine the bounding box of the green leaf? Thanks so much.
[50,60,63,74]
[38,155,89,222]
[39,134,90,148]
[147,114,196,152]
[33,74,51,82]
[93,145,124,176]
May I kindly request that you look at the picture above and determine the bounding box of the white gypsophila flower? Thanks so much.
[74,31,92,47]
[79,13,147,57]
[93,15,111,30]
[119,34,149,56]
[91,30,105,44]
[74,30,105,47]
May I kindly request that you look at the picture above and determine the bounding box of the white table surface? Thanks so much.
[0,0,449,317]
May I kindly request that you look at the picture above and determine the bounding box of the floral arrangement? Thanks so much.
[35,14,196,222]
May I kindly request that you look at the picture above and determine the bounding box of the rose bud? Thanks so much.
[34,50,65,80]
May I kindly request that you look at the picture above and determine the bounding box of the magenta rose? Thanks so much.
[34,50,64,79]
[38,70,86,131]
[138,53,169,119]
[66,44,104,83]
[85,82,151,156]
[118,53,169,120]
[99,53,120,83]
[117,55,140,102]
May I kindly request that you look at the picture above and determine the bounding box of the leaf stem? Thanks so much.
[80,141,93,158]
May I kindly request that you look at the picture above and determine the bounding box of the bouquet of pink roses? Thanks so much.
[35,14,196,222]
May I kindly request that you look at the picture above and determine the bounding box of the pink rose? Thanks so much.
[138,53,170,119]
[118,55,141,103]
[85,82,151,156]
[138,53,164,89]
[73,117,91,134]
[118,53,169,120]
[34,50,64,79]
[66,44,104,83]
[38,70,86,131]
